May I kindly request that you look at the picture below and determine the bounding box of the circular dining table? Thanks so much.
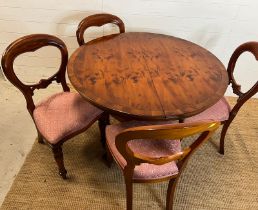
[68,32,228,123]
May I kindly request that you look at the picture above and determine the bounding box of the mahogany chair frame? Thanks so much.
[218,42,258,154]
[107,121,220,210]
[76,13,125,46]
[1,34,103,179]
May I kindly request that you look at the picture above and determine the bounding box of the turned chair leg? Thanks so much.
[52,145,67,179]
[166,178,178,210]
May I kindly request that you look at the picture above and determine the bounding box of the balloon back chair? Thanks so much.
[106,120,220,209]
[76,13,125,46]
[76,13,125,142]
[185,42,258,154]
[1,34,104,179]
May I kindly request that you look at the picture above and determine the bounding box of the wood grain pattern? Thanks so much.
[68,32,228,120]
[1,34,104,179]
[1,34,69,116]
[109,121,221,209]
[76,13,125,46]
[218,41,258,154]
[115,121,220,166]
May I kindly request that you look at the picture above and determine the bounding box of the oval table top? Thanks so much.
[68,32,228,120]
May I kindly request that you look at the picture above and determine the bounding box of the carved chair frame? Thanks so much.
[107,121,220,210]
[76,13,125,46]
[219,42,258,154]
[1,34,104,178]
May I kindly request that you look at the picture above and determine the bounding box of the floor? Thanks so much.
[0,80,62,205]
[0,79,256,207]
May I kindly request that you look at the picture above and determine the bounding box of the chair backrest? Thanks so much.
[227,42,258,109]
[115,121,220,167]
[76,13,125,46]
[1,34,69,116]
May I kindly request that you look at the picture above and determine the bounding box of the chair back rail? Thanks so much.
[115,121,220,166]
[226,42,258,120]
[228,41,258,99]
[76,13,125,46]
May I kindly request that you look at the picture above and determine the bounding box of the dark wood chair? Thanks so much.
[76,13,125,46]
[185,42,258,154]
[1,34,104,179]
[105,120,220,209]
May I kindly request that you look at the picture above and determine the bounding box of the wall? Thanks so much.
[0,0,257,97]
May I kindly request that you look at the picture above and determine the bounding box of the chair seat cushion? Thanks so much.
[33,92,103,144]
[106,121,181,181]
[185,97,231,123]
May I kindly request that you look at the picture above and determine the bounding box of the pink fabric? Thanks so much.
[185,97,231,123]
[33,92,103,144]
[106,121,181,181]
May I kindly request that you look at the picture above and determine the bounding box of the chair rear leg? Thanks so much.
[124,167,134,210]
[166,178,177,210]
[125,177,133,210]
[219,120,231,155]
[219,112,237,155]
[52,145,67,179]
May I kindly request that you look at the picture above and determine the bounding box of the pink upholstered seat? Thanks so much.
[106,121,181,181]
[1,34,107,178]
[33,92,103,144]
[185,97,231,123]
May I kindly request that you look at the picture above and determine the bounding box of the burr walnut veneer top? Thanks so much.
[68,32,228,120]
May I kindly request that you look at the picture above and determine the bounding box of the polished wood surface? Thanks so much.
[68,32,228,120]
[1,34,69,116]
[1,34,69,179]
[106,121,220,209]
[76,13,125,46]
[217,42,258,154]
[1,34,104,179]
[115,121,220,166]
